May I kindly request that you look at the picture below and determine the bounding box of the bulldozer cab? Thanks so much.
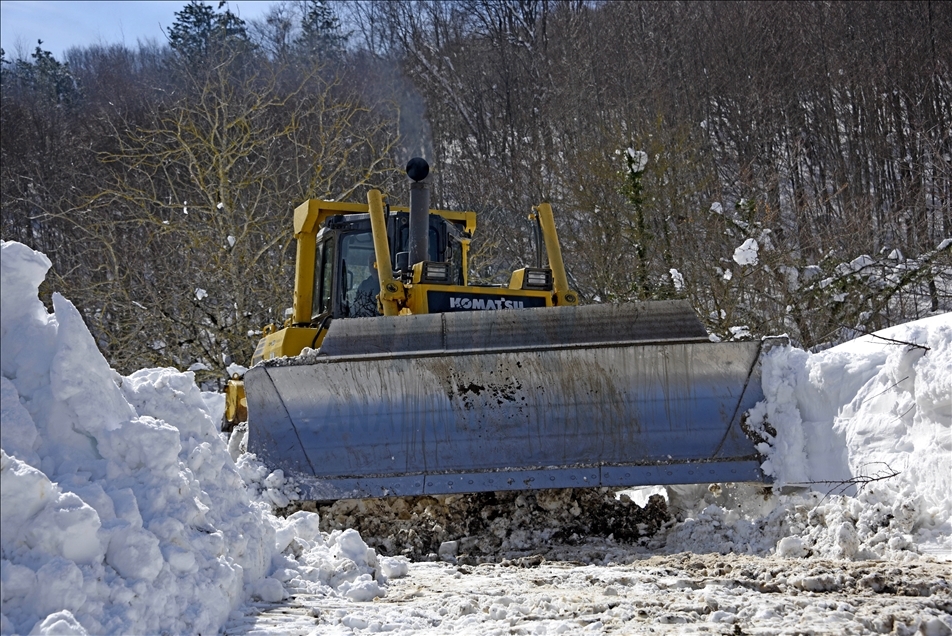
[311,212,466,322]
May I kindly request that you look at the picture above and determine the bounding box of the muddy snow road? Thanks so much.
[225,550,951,635]
[224,484,951,634]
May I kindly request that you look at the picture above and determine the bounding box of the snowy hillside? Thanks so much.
[1,239,949,635]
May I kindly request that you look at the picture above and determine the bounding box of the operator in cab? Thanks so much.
[353,254,380,317]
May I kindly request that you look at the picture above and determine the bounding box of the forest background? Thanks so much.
[2,0,949,384]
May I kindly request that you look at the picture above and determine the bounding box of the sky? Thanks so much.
[1,1,276,60]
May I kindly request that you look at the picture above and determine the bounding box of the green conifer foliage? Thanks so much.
[0,42,79,105]
[297,0,347,61]
[167,1,251,64]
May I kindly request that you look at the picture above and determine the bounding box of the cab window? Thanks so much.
[319,239,335,315]
[339,231,380,318]
[312,241,324,319]
[397,225,441,262]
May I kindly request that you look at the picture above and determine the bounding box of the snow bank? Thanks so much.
[666,313,951,560]
[0,241,405,635]
[755,316,950,502]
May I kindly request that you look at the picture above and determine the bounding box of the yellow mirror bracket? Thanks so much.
[534,203,579,306]
[367,189,404,316]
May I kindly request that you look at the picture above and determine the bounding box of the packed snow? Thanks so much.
[1,239,949,635]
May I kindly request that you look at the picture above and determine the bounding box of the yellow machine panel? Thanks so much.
[251,326,323,366]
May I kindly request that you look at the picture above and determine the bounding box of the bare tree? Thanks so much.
[81,50,399,377]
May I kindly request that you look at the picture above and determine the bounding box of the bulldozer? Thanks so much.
[226,158,773,502]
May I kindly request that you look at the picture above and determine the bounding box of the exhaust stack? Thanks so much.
[406,157,430,267]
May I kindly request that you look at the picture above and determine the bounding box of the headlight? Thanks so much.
[421,261,450,283]
[522,268,553,290]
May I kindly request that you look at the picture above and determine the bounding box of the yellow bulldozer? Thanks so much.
[225,158,773,501]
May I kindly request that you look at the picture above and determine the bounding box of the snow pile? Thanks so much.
[666,313,951,560]
[0,241,405,636]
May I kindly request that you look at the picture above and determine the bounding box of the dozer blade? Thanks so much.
[245,301,769,501]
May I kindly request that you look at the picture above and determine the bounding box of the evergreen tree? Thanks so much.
[167,1,250,63]
[621,148,652,300]
[0,42,79,105]
[296,0,347,61]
